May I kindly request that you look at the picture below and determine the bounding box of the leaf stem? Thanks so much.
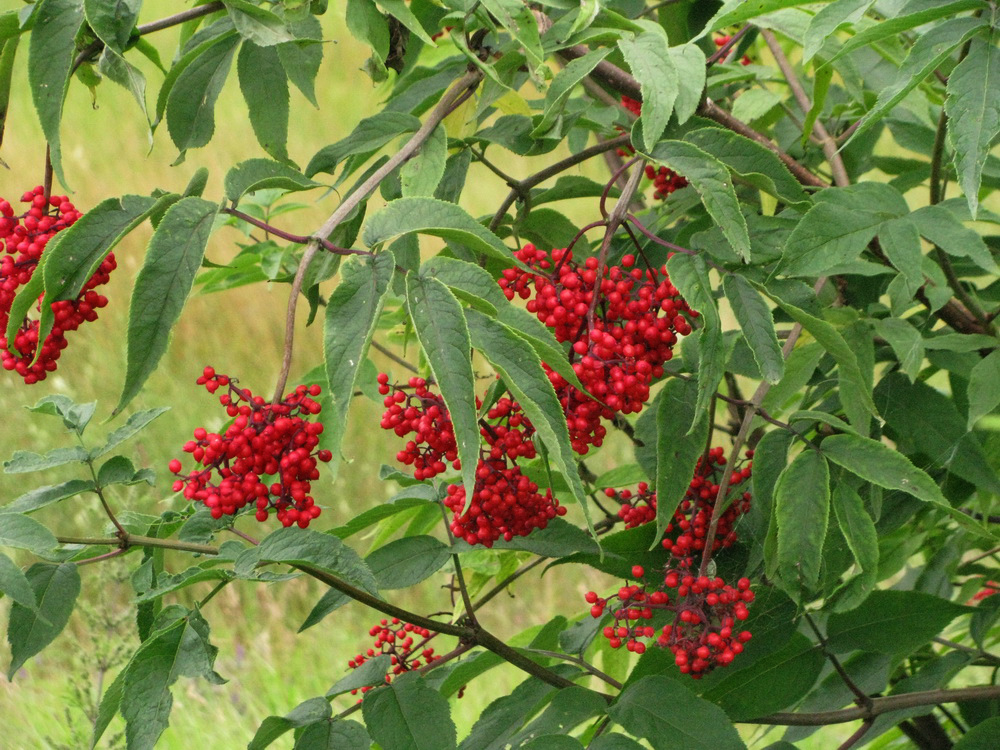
[220,208,369,256]
[522,648,623,689]
[271,69,483,404]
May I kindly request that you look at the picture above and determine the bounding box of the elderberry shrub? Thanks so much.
[0,186,116,383]
[346,618,441,697]
[170,367,332,527]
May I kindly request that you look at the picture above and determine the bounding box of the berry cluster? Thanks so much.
[970,581,1000,603]
[346,618,440,696]
[378,374,567,547]
[715,35,752,66]
[586,449,755,678]
[0,187,115,384]
[170,367,331,527]
[611,448,753,556]
[617,98,689,200]
[500,245,695,453]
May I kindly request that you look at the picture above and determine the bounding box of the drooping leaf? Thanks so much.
[116,197,218,414]
[967,349,1000,429]
[7,562,80,678]
[534,48,612,137]
[405,271,480,499]
[653,377,708,543]
[833,482,879,581]
[825,590,968,654]
[224,158,320,202]
[237,42,290,162]
[326,654,392,697]
[84,0,140,52]
[878,217,924,290]
[669,44,707,125]
[774,450,830,594]
[618,32,677,152]
[650,141,751,262]
[400,122,447,197]
[803,0,875,62]
[91,407,171,460]
[723,275,783,384]
[362,672,458,750]
[224,0,295,46]
[0,552,37,611]
[306,111,420,177]
[911,204,1000,274]
[873,318,924,383]
[98,47,149,121]
[248,697,332,750]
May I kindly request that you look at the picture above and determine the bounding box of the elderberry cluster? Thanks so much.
[617,97,689,200]
[586,449,755,678]
[715,35,753,66]
[500,245,696,453]
[0,187,116,384]
[346,618,440,696]
[170,367,332,527]
[378,374,567,547]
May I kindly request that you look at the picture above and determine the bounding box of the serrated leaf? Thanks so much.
[775,450,830,593]
[609,675,746,750]
[458,674,556,750]
[116,197,218,415]
[781,183,908,276]
[276,15,322,106]
[256,527,378,594]
[3,446,88,474]
[967,349,1000,429]
[669,44,706,125]
[825,589,968,654]
[224,158,320,202]
[803,0,875,63]
[324,252,394,479]
[878,217,924,290]
[98,47,148,121]
[84,0,139,52]
[365,535,450,590]
[649,141,750,261]
[224,0,295,46]
[833,482,878,576]
[363,672,458,750]
[464,308,592,533]
[298,588,350,632]
[92,407,170,460]
[366,198,513,264]
[653,378,708,543]
[41,204,157,308]
[534,48,612,137]
[911,204,1000,274]
[686,127,809,208]
[165,31,240,154]
[731,88,781,123]
[377,0,435,45]
[401,122,447,197]
[508,686,607,746]
[701,0,829,35]
[723,275,783,383]
[307,111,420,177]
[237,41,289,162]
[821,433,989,537]
[295,719,369,749]
[248,697,332,750]
[0,552,37,612]
[874,317,924,383]
[7,562,80,678]
[28,0,84,188]
[91,667,125,749]
[846,16,986,146]
[327,654,392,697]
[619,32,677,151]
[405,272,479,499]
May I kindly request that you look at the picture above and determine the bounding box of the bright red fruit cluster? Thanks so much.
[0,187,115,384]
[715,35,752,66]
[586,449,755,678]
[378,375,566,547]
[170,367,331,527]
[500,245,695,453]
[346,618,440,696]
[618,97,689,200]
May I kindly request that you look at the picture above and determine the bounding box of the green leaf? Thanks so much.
[458,676,557,750]
[878,217,924,290]
[405,272,479,500]
[327,653,392,697]
[731,88,781,123]
[0,33,19,151]
[134,567,232,604]
[324,253,394,478]
[362,672,458,750]
[237,42,289,162]
[365,535,450,590]
[588,736,646,750]
[0,552,38,611]
[248,697,332,750]
[376,0,435,45]
[98,47,149,121]
[330,487,436,540]
[366,198,513,264]
[345,0,388,82]
[608,675,746,750]
[780,183,908,276]
[3,446,88,474]
[670,44,707,125]
[846,16,986,146]
[953,717,1000,749]
[968,350,1000,428]
[277,19,322,107]
[224,0,295,46]
[685,127,809,208]
[165,30,240,154]
[774,450,830,593]
[91,667,125,749]
[224,158,320,202]
[401,122,447,197]
[649,141,750,262]
[873,318,924,383]
[723,275,783,384]
[833,483,878,578]
[256,527,378,594]
[40,194,154,302]
[821,433,989,537]
[7,562,80,678]
[803,0,875,63]
[534,48,612,137]
[306,111,420,177]
[116,197,218,415]
[618,32,677,151]
[295,719,369,749]
[653,378,708,543]
[508,686,607,746]
[28,0,84,188]
[92,407,170,460]
[911,204,1000,274]
[825,589,968,654]
[4,270,42,358]
[702,0,833,34]
[120,610,224,749]
[667,254,726,427]
[464,308,592,533]
[701,632,825,720]
[84,0,140,52]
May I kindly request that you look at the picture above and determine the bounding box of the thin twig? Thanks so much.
[805,613,874,710]
[220,208,367,257]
